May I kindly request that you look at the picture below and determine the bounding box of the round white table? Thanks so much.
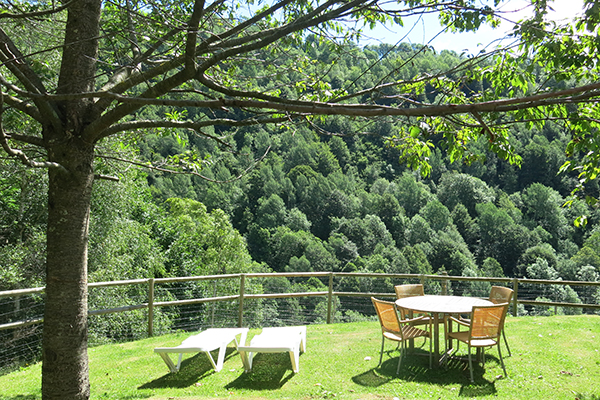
[395,295,493,367]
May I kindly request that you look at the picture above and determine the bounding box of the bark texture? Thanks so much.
[40,1,102,398]
[42,138,95,400]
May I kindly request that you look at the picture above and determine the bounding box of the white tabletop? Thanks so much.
[395,295,493,314]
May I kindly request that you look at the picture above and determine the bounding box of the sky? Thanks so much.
[357,0,585,55]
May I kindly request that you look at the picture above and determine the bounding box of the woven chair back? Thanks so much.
[394,284,425,299]
[371,298,401,333]
[489,286,513,304]
[470,303,508,340]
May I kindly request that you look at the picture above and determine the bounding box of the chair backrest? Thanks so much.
[394,284,424,299]
[469,303,508,340]
[371,297,401,334]
[489,286,513,304]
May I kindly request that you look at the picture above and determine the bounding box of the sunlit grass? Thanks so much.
[1,316,600,399]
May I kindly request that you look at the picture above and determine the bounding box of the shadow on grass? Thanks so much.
[225,352,295,390]
[352,349,503,397]
[139,348,237,389]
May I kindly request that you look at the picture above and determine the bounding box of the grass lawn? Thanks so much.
[1,315,599,399]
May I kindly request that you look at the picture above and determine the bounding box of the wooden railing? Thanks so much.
[2,272,600,335]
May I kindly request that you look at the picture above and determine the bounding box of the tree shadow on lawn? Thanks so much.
[225,352,295,390]
[352,349,501,397]
[139,348,238,389]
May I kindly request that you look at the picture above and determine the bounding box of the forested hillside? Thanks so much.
[3,39,600,299]
[140,40,600,289]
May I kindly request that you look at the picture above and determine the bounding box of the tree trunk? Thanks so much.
[42,137,95,400]
[41,1,101,397]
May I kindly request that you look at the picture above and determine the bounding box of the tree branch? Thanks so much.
[9,133,45,148]
[98,115,289,138]
[94,174,119,181]
[197,0,370,77]
[16,75,600,122]
[97,144,272,184]
[97,27,182,100]
[83,0,376,139]
[0,91,66,171]
[0,28,62,131]
[0,0,75,19]
[185,0,206,73]
[0,90,42,122]
[94,0,265,106]
[76,81,600,119]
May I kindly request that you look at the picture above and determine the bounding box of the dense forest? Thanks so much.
[2,39,600,305]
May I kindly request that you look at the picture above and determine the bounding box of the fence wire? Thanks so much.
[1,273,599,375]
[0,293,44,373]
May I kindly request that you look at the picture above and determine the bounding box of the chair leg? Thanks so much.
[502,329,511,357]
[482,348,486,366]
[497,342,507,378]
[428,333,432,369]
[289,349,300,373]
[468,345,474,383]
[378,337,385,366]
[396,342,404,375]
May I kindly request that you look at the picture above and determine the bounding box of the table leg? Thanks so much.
[433,312,440,366]
[407,309,415,353]
[447,317,452,351]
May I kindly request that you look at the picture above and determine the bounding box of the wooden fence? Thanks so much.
[2,272,600,335]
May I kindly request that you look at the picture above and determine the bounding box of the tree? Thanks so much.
[437,172,495,217]
[331,214,394,256]
[521,183,570,248]
[476,202,535,276]
[421,199,452,232]
[4,0,600,398]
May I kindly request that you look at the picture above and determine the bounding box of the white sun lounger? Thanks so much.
[154,327,248,373]
[237,326,307,373]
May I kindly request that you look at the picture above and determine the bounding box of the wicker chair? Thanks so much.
[459,286,513,356]
[371,297,432,374]
[394,284,425,299]
[394,284,432,325]
[488,286,513,356]
[445,303,509,382]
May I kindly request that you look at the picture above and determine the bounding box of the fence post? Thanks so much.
[238,274,245,328]
[211,280,217,327]
[419,274,425,286]
[512,278,518,317]
[440,271,449,295]
[148,278,155,337]
[327,272,334,324]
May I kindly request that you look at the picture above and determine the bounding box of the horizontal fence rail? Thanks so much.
[2,272,600,334]
[2,271,599,374]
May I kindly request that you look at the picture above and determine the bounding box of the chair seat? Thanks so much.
[447,331,498,347]
[383,324,429,342]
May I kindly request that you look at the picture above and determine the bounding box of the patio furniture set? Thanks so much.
[372,284,513,382]
[152,284,512,383]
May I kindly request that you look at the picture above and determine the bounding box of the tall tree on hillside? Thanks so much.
[3,0,600,398]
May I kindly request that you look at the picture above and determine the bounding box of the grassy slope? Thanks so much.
[1,316,599,400]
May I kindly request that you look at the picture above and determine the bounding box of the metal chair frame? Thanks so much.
[445,303,509,382]
[371,297,432,374]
